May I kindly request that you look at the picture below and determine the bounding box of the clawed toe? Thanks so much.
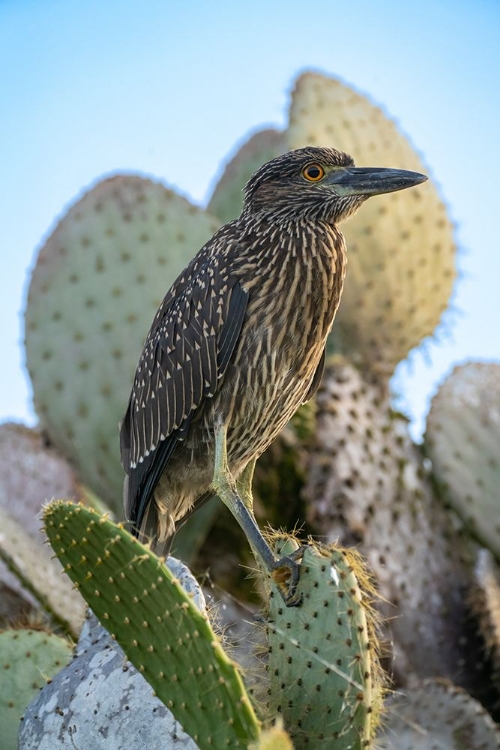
[271,550,305,607]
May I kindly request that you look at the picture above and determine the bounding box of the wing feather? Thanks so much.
[120,253,248,534]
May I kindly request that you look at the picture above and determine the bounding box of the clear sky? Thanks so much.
[1,0,499,438]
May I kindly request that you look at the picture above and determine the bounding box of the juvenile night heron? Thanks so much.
[120,146,426,601]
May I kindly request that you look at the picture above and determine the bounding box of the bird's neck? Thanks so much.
[289,218,348,346]
[237,216,347,348]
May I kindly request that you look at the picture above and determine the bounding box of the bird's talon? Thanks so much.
[271,555,303,607]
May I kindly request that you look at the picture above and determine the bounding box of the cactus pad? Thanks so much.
[43,501,260,748]
[264,535,384,748]
[0,506,85,635]
[207,128,287,223]
[425,362,500,557]
[288,71,456,377]
[0,423,81,538]
[0,423,87,627]
[0,628,73,750]
[303,358,474,687]
[376,678,500,749]
[25,176,220,512]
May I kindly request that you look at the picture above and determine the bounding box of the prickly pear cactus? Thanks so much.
[18,70,489,746]
[302,357,478,691]
[263,535,384,749]
[425,362,500,558]
[288,71,456,378]
[25,177,221,513]
[0,628,73,750]
[376,678,500,749]
[0,422,87,626]
[0,507,85,635]
[43,501,260,749]
[0,423,81,537]
[207,128,286,223]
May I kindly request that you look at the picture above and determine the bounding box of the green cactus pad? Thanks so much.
[25,176,220,513]
[0,628,73,750]
[207,128,287,224]
[425,362,500,558]
[288,71,456,378]
[264,535,384,749]
[43,501,260,748]
[0,507,85,636]
[376,678,500,749]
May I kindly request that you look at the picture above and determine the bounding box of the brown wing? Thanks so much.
[120,252,248,534]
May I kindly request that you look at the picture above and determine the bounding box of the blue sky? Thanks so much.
[1,0,499,438]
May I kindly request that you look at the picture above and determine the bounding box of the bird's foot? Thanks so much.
[269,547,306,607]
[212,424,305,606]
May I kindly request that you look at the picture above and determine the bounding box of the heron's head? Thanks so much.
[243,146,427,224]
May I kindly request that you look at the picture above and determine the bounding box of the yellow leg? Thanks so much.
[212,421,302,605]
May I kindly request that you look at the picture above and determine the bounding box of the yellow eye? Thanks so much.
[302,163,325,182]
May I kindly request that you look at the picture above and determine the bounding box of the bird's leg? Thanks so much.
[236,457,257,515]
[212,424,273,567]
[212,421,302,605]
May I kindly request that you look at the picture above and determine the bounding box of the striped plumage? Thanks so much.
[120,146,426,556]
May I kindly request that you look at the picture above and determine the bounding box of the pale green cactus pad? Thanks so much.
[288,71,456,378]
[43,501,260,749]
[25,176,220,513]
[376,678,500,749]
[264,535,384,749]
[425,362,500,558]
[0,628,73,750]
[207,128,287,224]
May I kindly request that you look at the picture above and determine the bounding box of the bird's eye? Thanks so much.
[302,163,325,182]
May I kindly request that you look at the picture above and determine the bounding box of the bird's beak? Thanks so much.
[324,167,427,197]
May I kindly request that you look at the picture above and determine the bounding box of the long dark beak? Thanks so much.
[325,167,427,197]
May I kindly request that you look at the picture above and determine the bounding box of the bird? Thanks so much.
[120,146,426,602]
